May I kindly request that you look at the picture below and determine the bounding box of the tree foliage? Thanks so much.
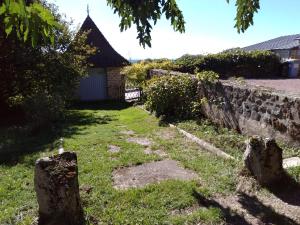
[121,59,178,86]
[0,0,59,46]
[175,50,281,78]
[107,0,185,47]
[1,0,260,47]
[231,0,260,33]
[0,2,95,127]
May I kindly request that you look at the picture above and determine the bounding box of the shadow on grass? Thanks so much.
[193,189,298,225]
[237,193,298,225]
[265,172,300,207]
[192,190,250,225]
[70,100,133,111]
[0,105,118,166]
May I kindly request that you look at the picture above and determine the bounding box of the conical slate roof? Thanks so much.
[79,16,129,68]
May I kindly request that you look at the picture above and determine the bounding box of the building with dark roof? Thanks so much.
[243,34,300,61]
[77,15,129,101]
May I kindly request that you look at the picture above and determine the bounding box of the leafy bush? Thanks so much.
[144,74,198,120]
[174,54,204,74]
[23,90,65,129]
[196,70,219,82]
[175,50,281,78]
[121,59,178,87]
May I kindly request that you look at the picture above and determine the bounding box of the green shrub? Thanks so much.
[196,70,219,82]
[175,54,204,74]
[121,59,178,87]
[23,90,66,129]
[175,50,281,78]
[144,74,198,120]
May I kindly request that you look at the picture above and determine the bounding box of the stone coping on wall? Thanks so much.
[220,79,300,100]
[150,69,300,99]
[149,69,300,146]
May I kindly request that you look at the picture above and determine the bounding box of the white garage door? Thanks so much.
[79,68,107,101]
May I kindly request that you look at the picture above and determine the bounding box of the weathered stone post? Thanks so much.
[34,152,84,225]
[244,136,284,185]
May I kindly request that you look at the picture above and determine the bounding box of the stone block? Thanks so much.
[244,136,284,185]
[34,152,84,225]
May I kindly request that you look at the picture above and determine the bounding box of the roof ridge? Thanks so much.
[243,33,300,51]
[79,15,129,68]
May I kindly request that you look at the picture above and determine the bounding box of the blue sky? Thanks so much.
[48,0,300,59]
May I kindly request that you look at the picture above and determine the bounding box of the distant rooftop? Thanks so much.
[243,34,300,51]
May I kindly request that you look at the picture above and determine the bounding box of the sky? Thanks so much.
[48,0,300,60]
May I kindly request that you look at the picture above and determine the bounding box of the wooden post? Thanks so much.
[34,152,84,225]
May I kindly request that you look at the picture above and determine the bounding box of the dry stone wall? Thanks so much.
[150,69,300,146]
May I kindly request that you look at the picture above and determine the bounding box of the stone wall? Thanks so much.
[107,67,125,100]
[150,69,300,146]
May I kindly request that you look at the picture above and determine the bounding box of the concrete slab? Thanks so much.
[283,157,300,169]
[126,137,152,146]
[112,160,198,189]
[120,130,135,135]
[108,145,121,153]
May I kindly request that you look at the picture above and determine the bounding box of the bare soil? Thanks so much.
[153,149,168,157]
[173,176,300,225]
[157,129,178,140]
[144,147,168,157]
[112,160,199,190]
[213,193,300,225]
[143,148,153,155]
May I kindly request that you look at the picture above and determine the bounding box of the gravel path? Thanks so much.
[245,78,300,95]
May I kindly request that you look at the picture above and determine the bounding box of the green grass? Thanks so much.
[176,119,300,160]
[176,120,246,159]
[286,166,300,183]
[0,103,242,224]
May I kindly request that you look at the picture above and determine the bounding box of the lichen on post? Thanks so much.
[34,152,84,225]
[244,136,285,186]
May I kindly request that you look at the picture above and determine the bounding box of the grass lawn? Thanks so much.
[176,120,300,182]
[0,102,243,225]
[176,120,300,160]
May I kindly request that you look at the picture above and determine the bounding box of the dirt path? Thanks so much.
[181,176,300,225]
[214,192,300,225]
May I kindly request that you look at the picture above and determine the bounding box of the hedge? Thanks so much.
[121,59,178,87]
[175,50,281,78]
[144,74,199,120]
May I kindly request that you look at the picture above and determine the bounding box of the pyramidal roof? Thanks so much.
[79,16,129,68]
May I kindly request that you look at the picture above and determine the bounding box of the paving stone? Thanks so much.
[108,145,121,153]
[283,157,300,168]
[113,160,198,189]
[127,137,152,146]
[120,130,135,135]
